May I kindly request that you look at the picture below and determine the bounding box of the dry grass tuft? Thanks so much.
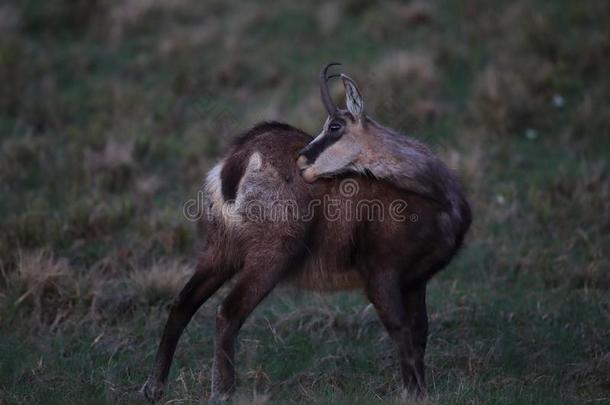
[85,140,135,171]
[84,139,136,192]
[13,250,71,307]
[471,65,533,135]
[375,51,438,87]
[92,259,193,320]
[533,162,610,289]
[442,136,486,185]
[368,51,440,129]
[1,250,77,326]
[130,259,193,305]
[232,390,271,405]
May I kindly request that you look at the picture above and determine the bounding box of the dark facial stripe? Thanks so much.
[299,133,341,164]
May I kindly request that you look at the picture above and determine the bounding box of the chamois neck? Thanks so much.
[358,117,461,211]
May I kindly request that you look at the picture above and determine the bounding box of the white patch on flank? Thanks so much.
[235,151,264,207]
[204,159,238,226]
[204,152,266,227]
[204,160,224,210]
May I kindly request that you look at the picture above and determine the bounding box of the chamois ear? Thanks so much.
[341,74,364,120]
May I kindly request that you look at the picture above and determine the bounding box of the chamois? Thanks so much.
[142,63,471,402]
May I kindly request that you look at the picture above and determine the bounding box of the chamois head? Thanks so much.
[297,63,370,182]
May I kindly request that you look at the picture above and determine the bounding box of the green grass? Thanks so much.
[1,0,609,403]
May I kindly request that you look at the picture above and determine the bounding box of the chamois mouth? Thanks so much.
[301,168,317,183]
[296,157,317,182]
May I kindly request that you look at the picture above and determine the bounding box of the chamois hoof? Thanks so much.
[140,378,165,402]
[400,387,428,403]
[208,391,232,404]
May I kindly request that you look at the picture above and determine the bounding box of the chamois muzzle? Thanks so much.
[296,154,309,170]
[296,146,317,183]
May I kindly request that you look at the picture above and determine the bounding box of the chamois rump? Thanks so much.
[142,63,471,402]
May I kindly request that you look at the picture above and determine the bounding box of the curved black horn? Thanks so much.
[320,62,341,114]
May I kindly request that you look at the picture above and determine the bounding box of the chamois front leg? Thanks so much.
[366,271,427,399]
[141,251,232,401]
[402,282,428,394]
[209,253,289,402]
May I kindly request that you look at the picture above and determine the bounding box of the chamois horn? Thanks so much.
[320,62,341,114]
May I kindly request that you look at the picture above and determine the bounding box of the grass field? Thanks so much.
[1,0,609,403]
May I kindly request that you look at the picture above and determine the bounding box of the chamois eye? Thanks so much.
[329,122,342,132]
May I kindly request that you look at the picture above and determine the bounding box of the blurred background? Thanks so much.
[0,0,608,403]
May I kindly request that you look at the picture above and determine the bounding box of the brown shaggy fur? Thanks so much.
[142,122,471,402]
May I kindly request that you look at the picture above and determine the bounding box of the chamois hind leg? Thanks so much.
[365,270,427,398]
[210,251,291,402]
[142,249,233,401]
[401,282,428,395]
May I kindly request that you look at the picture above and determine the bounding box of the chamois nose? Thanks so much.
[296,154,309,170]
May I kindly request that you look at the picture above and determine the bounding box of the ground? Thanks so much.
[0,0,609,404]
